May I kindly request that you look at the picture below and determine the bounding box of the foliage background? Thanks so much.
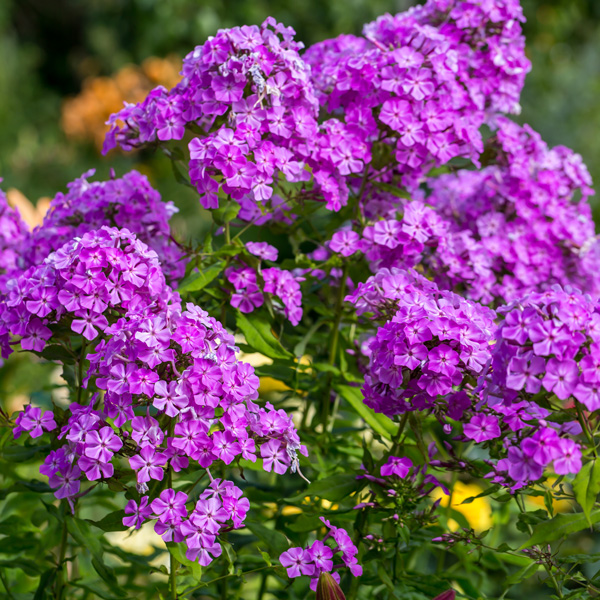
[1,1,600,598]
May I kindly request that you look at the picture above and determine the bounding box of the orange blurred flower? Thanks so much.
[61,56,181,150]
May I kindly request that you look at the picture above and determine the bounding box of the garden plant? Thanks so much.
[2,1,600,599]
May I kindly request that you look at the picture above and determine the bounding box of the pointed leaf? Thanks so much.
[236,311,292,360]
[520,510,600,549]
[572,460,600,526]
[178,261,226,293]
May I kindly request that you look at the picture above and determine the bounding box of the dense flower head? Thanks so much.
[23,169,185,284]
[426,118,599,303]
[304,0,530,189]
[227,258,303,325]
[0,184,29,290]
[104,18,365,212]
[348,269,495,417]
[462,285,599,486]
[279,517,361,590]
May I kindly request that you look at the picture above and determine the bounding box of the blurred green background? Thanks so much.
[1,0,599,233]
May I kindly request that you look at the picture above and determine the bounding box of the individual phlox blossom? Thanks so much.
[380,456,413,478]
[353,269,495,417]
[463,414,501,443]
[13,404,57,439]
[329,229,361,257]
[304,0,530,190]
[246,241,278,261]
[279,518,361,590]
[123,496,153,529]
[24,170,185,284]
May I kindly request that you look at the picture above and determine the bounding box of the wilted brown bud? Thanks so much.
[316,572,346,600]
[433,590,456,600]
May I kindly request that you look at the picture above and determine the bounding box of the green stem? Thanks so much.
[576,401,597,457]
[0,569,15,600]
[167,422,178,600]
[515,494,564,599]
[76,340,87,405]
[390,414,409,454]
[55,519,69,600]
[170,552,178,600]
[321,263,349,431]
[256,571,268,600]
[224,221,231,245]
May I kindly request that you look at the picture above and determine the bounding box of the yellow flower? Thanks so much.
[431,481,492,532]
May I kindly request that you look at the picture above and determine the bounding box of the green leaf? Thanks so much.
[178,261,226,293]
[87,510,127,533]
[38,344,76,364]
[0,558,42,575]
[1,444,51,463]
[66,516,103,558]
[334,384,395,440]
[235,311,292,360]
[166,542,203,580]
[213,201,241,224]
[520,510,600,549]
[573,460,600,526]
[296,473,361,502]
[245,520,289,556]
[505,561,540,585]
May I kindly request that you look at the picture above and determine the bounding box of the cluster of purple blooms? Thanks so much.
[347,268,495,418]
[4,228,306,564]
[104,18,365,212]
[226,241,303,324]
[305,0,530,189]
[123,480,249,566]
[6,0,600,589]
[425,118,598,303]
[0,186,29,290]
[23,169,185,284]
[279,517,361,591]
[466,285,595,485]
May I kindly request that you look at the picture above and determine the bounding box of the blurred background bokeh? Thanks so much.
[2,0,600,231]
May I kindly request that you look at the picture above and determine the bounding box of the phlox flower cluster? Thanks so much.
[123,480,249,565]
[279,517,361,591]
[4,227,306,564]
[104,18,366,212]
[0,227,173,358]
[0,186,29,290]
[426,118,599,303]
[304,0,529,189]
[226,241,303,324]
[466,285,596,485]
[347,268,495,418]
[23,169,185,284]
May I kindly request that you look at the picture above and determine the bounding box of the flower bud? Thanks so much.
[433,590,456,600]
[316,572,346,600]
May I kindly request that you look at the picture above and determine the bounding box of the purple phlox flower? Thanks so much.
[84,426,123,462]
[463,414,501,443]
[279,547,315,578]
[14,405,57,439]
[123,496,153,529]
[246,241,278,261]
[151,488,189,523]
[381,456,413,478]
